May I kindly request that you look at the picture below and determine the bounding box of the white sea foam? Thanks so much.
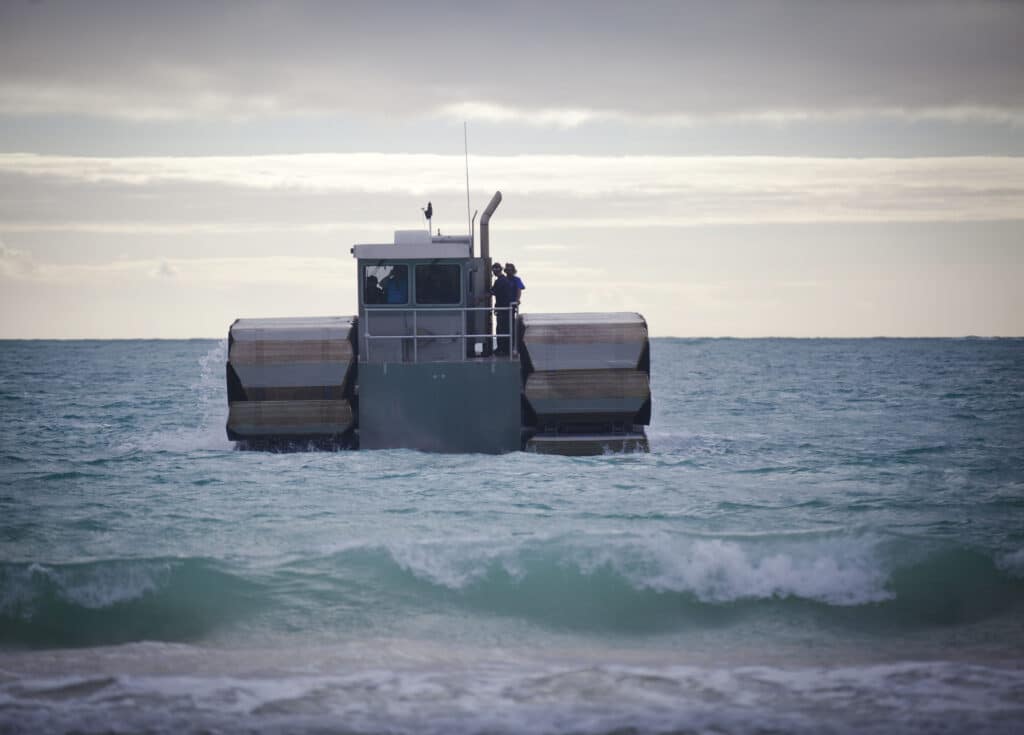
[0,561,172,613]
[386,536,528,590]
[624,535,894,605]
[2,658,1022,735]
[381,532,894,606]
[48,562,171,609]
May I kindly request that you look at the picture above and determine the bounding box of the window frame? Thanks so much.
[362,262,410,306]
[413,262,463,306]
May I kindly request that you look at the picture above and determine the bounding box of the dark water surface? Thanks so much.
[1,338,1023,733]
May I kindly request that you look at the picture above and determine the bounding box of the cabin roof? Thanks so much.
[352,242,471,260]
[351,231,472,261]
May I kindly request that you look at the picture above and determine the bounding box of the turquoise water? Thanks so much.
[1,338,1023,733]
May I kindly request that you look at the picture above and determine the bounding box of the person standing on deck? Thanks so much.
[504,263,524,304]
[489,262,515,355]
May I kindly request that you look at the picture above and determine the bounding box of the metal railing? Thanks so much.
[361,304,518,363]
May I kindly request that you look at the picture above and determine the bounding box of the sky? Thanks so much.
[1,0,1022,338]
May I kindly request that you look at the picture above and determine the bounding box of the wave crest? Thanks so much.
[0,557,260,647]
[385,532,894,606]
[2,560,173,616]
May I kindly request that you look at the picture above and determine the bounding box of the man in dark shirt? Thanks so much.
[489,262,515,355]
[364,275,384,304]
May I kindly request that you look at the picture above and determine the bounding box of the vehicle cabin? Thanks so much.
[351,230,495,363]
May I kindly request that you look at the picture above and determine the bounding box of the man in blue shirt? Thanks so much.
[489,262,515,355]
[382,268,408,304]
[504,263,525,303]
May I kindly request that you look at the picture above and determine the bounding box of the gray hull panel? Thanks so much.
[359,361,521,454]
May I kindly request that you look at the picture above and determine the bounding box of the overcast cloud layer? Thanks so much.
[1,1,1022,337]
[2,153,1023,230]
[2,0,1023,122]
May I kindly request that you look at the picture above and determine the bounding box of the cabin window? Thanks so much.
[363,264,408,305]
[415,264,461,305]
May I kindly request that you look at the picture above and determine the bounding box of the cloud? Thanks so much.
[0,83,285,122]
[1,1,1022,122]
[439,102,1024,129]
[437,103,600,130]
[2,153,1023,228]
[0,253,353,287]
[0,239,38,278]
[0,220,394,235]
[154,259,178,278]
[523,243,577,252]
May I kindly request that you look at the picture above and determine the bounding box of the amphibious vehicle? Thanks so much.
[225,192,650,454]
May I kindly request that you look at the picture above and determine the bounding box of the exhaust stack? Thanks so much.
[480,191,502,261]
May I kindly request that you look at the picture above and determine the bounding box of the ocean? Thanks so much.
[1,337,1023,734]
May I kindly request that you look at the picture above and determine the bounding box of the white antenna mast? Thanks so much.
[464,121,472,248]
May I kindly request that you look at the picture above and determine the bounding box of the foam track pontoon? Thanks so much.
[226,316,357,448]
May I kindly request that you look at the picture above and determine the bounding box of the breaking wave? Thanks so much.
[383,532,896,605]
[373,534,1024,629]
[5,534,1022,648]
[0,558,262,648]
